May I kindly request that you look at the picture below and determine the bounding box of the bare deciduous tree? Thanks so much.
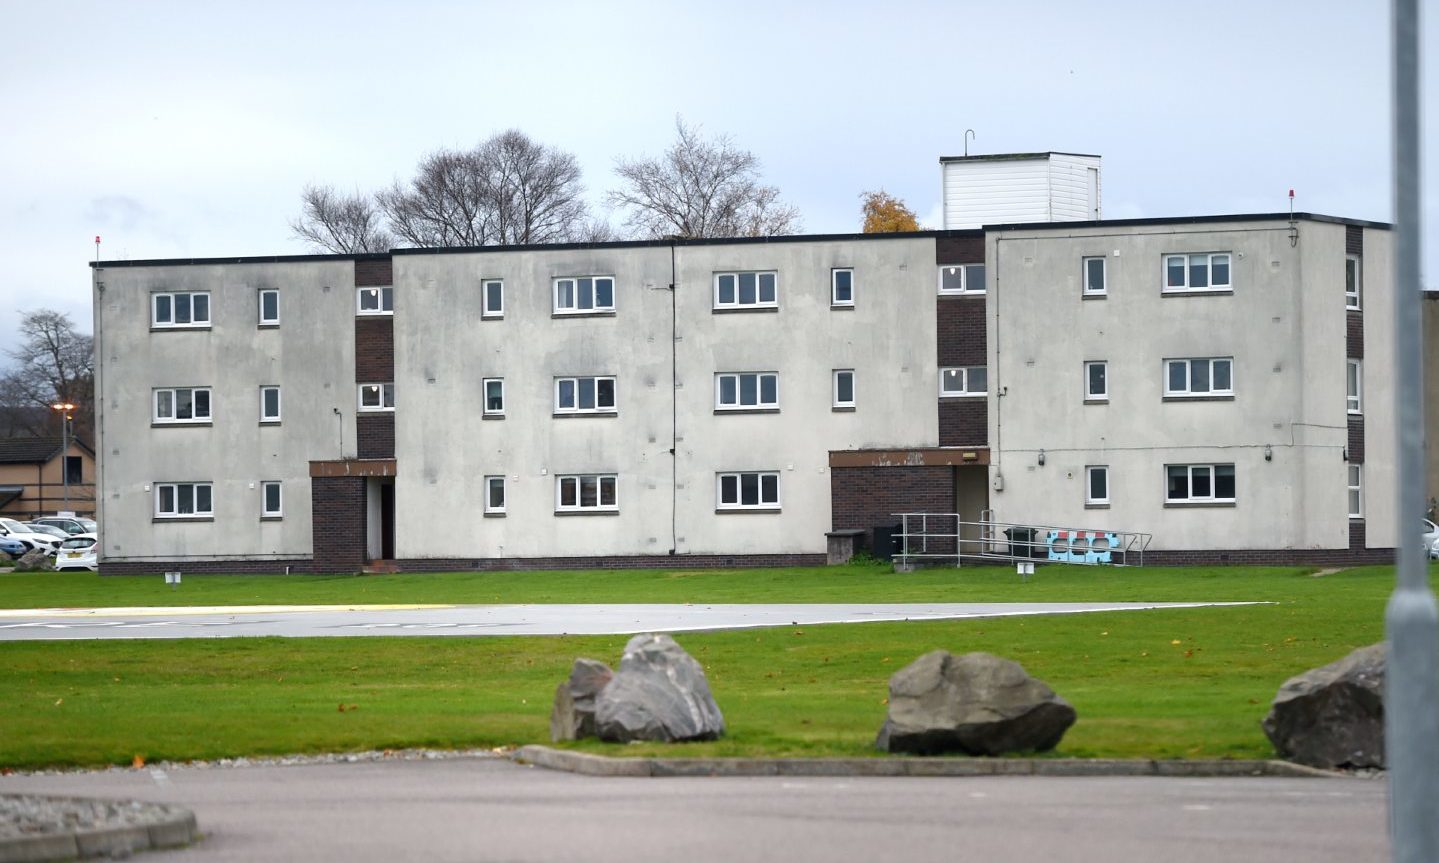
[0,310,94,440]
[289,184,393,254]
[607,118,801,239]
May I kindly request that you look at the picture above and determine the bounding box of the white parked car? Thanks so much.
[54,533,98,572]
[1426,519,1439,560]
[0,518,62,554]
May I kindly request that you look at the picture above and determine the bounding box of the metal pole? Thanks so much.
[60,412,69,510]
[1387,0,1439,859]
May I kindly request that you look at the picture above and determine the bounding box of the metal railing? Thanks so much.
[892,513,1151,568]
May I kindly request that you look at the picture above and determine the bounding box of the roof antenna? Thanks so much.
[964,129,976,157]
[94,235,101,264]
[1287,190,1299,247]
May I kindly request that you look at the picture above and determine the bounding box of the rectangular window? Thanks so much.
[1166,464,1236,504]
[1347,465,1363,519]
[155,482,213,518]
[717,471,781,510]
[1164,358,1234,397]
[261,481,282,518]
[259,386,281,423]
[1347,360,1362,414]
[831,268,854,306]
[482,280,504,318]
[1084,361,1108,401]
[1083,256,1107,296]
[258,289,280,326]
[555,376,617,414]
[357,383,395,411]
[939,366,987,397]
[485,476,506,514]
[483,378,505,416]
[938,263,985,295]
[554,276,615,314]
[555,474,617,512]
[63,456,82,484]
[715,372,779,410]
[1346,255,1362,310]
[1086,465,1109,505]
[714,271,778,309]
[833,369,855,409]
[357,286,393,315]
[151,292,211,328]
[1163,253,1232,293]
[153,387,212,423]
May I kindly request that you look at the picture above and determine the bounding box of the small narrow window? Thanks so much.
[357,286,394,315]
[938,263,985,295]
[261,481,283,518]
[358,383,395,411]
[939,367,987,397]
[1085,361,1108,402]
[831,269,854,307]
[1083,257,1107,296]
[833,369,855,409]
[483,378,505,417]
[485,476,507,515]
[482,280,504,318]
[1086,466,1109,505]
[1346,255,1362,310]
[1346,360,1362,414]
[258,289,280,326]
[259,386,281,423]
[1347,465,1363,519]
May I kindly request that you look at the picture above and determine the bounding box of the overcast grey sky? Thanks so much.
[1,0,1433,338]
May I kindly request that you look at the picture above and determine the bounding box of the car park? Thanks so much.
[53,533,98,571]
[24,523,69,541]
[32,516,97,535]
[0,518,61,554]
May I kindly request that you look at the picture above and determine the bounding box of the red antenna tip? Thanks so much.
[95,236,101,243]
[1288,189,1295,198]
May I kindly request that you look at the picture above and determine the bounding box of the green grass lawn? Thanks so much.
[0,563,1423,769]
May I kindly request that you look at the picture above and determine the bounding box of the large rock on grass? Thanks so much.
[876,651,1076,755]
[1262,643,1385,769]
[594,634,725,743]
[17,548,53,571]
[550,658,613,741]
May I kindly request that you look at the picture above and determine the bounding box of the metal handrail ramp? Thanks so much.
[892,513,1152,568]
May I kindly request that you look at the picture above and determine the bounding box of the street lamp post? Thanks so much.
[50,401,75,513]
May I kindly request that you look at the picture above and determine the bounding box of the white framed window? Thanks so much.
[717,471,780,511]
[482,279,504,318]
[151,292,211,328]
[1163,253,1231,293]
[357,286,393,315]
[1347,465,1363,519]
[259,386,281,423]
[483,378,505,417]
[1345,255,1362,310]
[556,474,617,513]
[833,369,855,409]
[358,383,395,411]
[1164,357,1233,397]
[716,372,779,410]
[714,271,778,309]
[555,376,616,414]
[155,482,213,518]
[1166,464,1236,504]
[940,366,987,397]
[258,289,280,325]
[153,387,212,424]
[1084,361,1108,402]
[261,481,283,518]
[1346,360,1362,414]
[938,263,985,295]
[1083,256,1107,296]
[554,276,615,314]
[485,476,506,515]
[831,268,854,307]
[1086,465,1109,505]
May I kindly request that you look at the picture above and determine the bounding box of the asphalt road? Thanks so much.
[0,756,1386,862]
[0,601,1257,640]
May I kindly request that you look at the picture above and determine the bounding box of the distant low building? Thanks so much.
[0,436,95,519]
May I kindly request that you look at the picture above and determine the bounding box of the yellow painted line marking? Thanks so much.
[0,604,455,618]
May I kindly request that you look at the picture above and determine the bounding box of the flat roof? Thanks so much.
[939,151,1102,163]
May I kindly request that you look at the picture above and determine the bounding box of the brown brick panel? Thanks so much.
[310,475,367,573]
[1347,311,1364,359]
[939,399,988,447]
[1348,415,1364,464]
[1349,521,1366,552]
[100,559,313,576]
[1346,225,1363,256]
[102,553,828,575]
[937,296,987,366]
[936,236,984,264]
[355,317,395,382]
[357,413,396,459]
[355,258,393,287]
[1139,547,1393,566]
[830,465,955,553]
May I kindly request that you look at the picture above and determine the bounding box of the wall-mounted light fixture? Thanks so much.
[1037,449,1046,467]
[1264,444,1273,462]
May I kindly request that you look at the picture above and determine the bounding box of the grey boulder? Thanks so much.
[1262,643,1385,769]
[876,650,1076,755]
[16,548,53,570]
[594,634,725,743]
[550,658,614,742]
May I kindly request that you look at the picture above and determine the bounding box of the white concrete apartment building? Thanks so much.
[90,212,1394,573]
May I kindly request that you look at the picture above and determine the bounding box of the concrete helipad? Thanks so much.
[0,601,1260,641]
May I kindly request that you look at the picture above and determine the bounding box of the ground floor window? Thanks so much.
[1086,466,1109,505]
[1165,464,1235,504]
[556,474,617,512]
[485,476,506,514]
[156,482,213,518]
[1348,465,1363,519]
[717,472,780,510]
